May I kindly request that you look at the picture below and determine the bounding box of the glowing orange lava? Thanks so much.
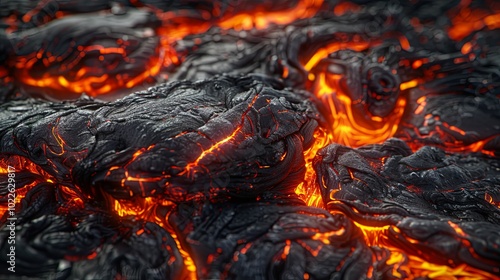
[9,0,328,99]
[0,155,55,218]
[299,35,497,276]
[303,41,373,72]
[352,221,497,279]
[4,2,499,278]
[448,1,500,41]
[311,71,407,148]
[13,44,167,98]
[108,194,196,278]
[295,128,331,208]
[403,115,499,156]
[302,40,410,149]
[485,193,500,208]
[217,0,323,30]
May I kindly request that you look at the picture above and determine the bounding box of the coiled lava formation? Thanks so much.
[1,0,500,279]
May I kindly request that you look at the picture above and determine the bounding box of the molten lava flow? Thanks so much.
[0,155,55,218]
[448,1,500,41]
[7,0,329,99]
[403,108,498,156]
[295,128,331,208]
[112,197,167,221]
[352,222,498,279]
[302,40,411,148]
[485,193,500,208]
[385,248,496,279]
[217,0,323,30]
[408,133,498,157]
[311,71,407,147]
[13,42,167,98]
[303,41,373,73]
[2,1,500,278]
[297,41,410,204]
[106,154,196,279]
[109,194,197,278]
[57,185,85,213]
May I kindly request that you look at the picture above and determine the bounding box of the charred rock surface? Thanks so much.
[0,211,185,279]
[170,201,374,280]
[315,138,500,274]
[0,76,321,202]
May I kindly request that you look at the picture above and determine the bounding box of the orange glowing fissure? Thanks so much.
[0,156,55,218]
[106,97,261,278]
[353,222,497,279]
[485,193,500,209]
[182,94,258,177]
[105,145,199,277]
[301,38,413,151]
[111,196,197,278]
[14,45,166,98]
[295,128,331,208]
[217,0,323,31]
[311,71,407,148]
[12,0,325,98]
[404,115,498,157]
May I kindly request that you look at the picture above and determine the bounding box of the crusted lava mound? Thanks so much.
[316,139,500,275]
[0,76,321,202]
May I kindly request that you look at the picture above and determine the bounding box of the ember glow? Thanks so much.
[0,156,54,215]
[1,0,500,279]
[310,71,407,147]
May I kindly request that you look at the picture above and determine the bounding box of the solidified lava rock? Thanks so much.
[315,138,500,274]
[0,75,324,278]
[0,76,322,202]
[169,201,374,280]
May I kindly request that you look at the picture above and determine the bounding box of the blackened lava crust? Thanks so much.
[0,76,321,202]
